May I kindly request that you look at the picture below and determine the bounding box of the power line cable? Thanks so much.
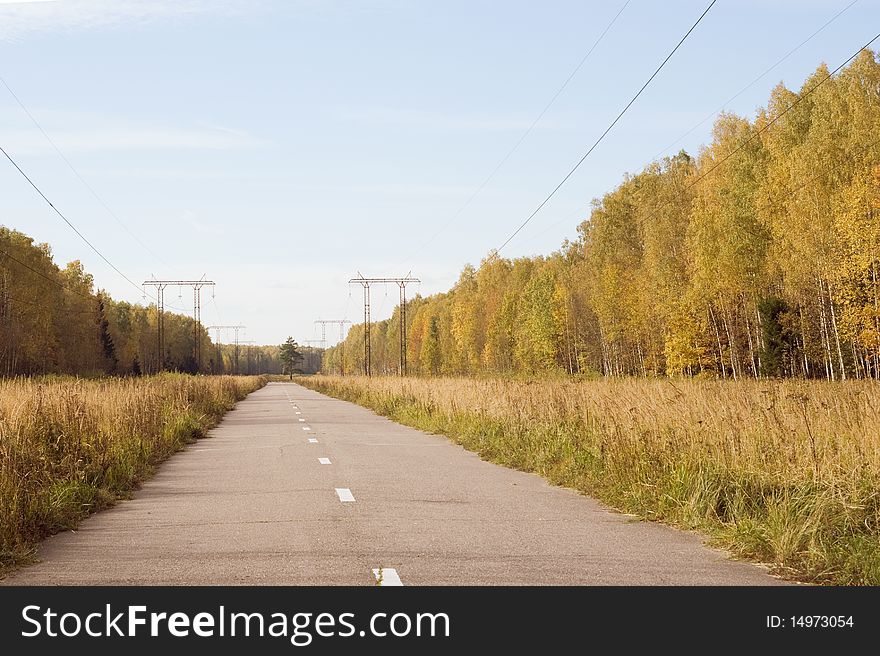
[0,143,191,313]
[2,293,96,315]
[0,143,153,299]
[1,246,96,301]
[520,16,876,251]
[565,35,880,246]
[1,244,190,316]
[396,0,632,271]
[494,0,718,254]
[0,131,185,310]
[652,0,860,162]
[682,31,880,194]
[523,133,880,251]
[0,74,173,270]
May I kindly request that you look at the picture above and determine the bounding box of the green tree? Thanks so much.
[279,337,303,379]
[758,297,789,377]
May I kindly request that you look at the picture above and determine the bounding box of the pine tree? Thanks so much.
[279,337,303,380]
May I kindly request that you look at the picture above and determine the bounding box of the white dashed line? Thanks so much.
[372,568,403,586]
[335,488,355,503]
[302,426,311,431]
[308,438,318,443]
[295,411,301,415]
[298,418,305,422]
[318,458,331,465]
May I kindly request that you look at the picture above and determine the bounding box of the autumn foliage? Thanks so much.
[323,50,880,380]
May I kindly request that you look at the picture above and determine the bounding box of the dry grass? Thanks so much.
[301,375,880,585]
[0,374,265,573]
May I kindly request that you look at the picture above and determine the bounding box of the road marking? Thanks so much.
[298,418,305,422]
[372,568,403,586]
[335,488,355,503]
[302,426,312,431]
[318,457,331,465]
[295,411,301,415]
[308,438,318,443]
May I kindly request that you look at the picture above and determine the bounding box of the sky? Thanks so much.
[1,0,878,345]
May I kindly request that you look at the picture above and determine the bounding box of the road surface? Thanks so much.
[4,382,784,585]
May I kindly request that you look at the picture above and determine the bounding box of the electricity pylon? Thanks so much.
[314,319,351,375]
[348,273,419,376]
[302,339,324,374]
[237,340,256,374]
[143,278,215,372]
[206,325,245,374]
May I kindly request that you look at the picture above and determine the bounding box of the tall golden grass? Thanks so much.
[302,375,880,584]
[0,374,264,572]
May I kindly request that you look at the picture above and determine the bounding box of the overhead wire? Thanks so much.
[494,0,719,254]
[512,0,866,250]
[651,0,860,162]
[395,0,633,272]
[681,31,880,195]
[0,143,191,313]
[1,143,151,298]
[0,74,173,270]
[561,33,880,247]
[1,246,96,302]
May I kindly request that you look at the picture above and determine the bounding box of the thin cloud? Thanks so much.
[3,108,265,153]
[5,126,263,153]
[0,0,396,41]
[196,121,253,139]
[0,0,251,41]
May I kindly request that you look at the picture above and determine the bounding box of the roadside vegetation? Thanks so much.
[0,374,265,573]
[302,375,880,585]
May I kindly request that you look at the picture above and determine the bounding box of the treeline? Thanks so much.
[0,227,287,376]
[324,50,880,379]
[1,226,207,375]
[213,343,322,375]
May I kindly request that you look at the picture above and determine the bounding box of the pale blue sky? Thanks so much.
[2,0,877,344]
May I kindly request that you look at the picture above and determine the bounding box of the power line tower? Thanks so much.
[314,319,351,375]
[143,278,215,373]
[348,273,419,376]
[206,324,245,374]
[302,339,324,374]
[237,340,256,374]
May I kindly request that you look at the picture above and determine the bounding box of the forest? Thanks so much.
[323,50,880,381]
[0,227,320,376]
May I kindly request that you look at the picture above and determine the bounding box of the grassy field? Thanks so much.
[300,375,880,585]
[0,374,265,573]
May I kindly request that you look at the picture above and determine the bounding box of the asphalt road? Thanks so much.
[4,382,784,585]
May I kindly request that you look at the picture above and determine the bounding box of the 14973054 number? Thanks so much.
[790,616,853,628]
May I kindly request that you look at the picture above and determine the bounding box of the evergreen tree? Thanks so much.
[758,297,789,377]
[279,337,303,380]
